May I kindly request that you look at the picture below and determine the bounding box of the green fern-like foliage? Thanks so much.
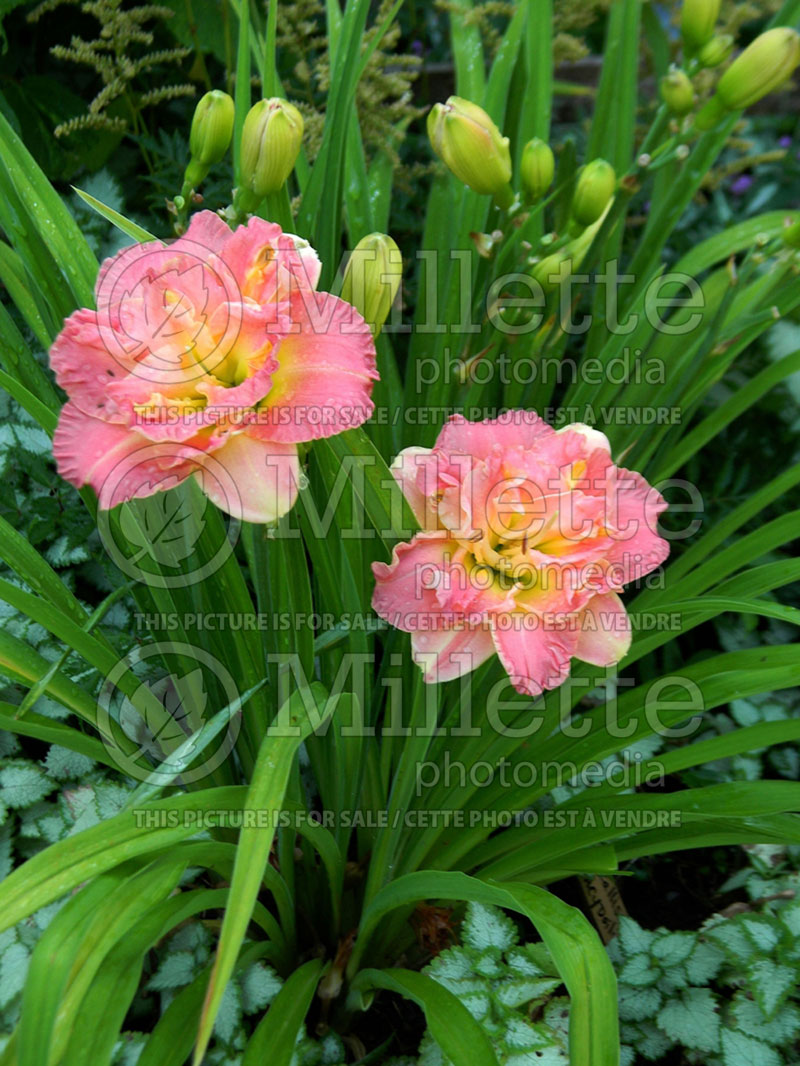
[26,0,195,138]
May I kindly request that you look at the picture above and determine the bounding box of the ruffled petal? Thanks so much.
[602,467,670,584]
[219,217,321,309]
[52,402,193,509]
[94,237,166,309]
[372,531,511,634]
[94,226,241,377]
[371,533,462,632]
[50,308,133,420]
[434,410,554,462]
[491,613,577,697]
[182,210,233,253]
[256,291,378,442]
[554,422,611,455]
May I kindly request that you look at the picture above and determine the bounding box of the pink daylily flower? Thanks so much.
[50,211,377,522]
[372,411,670,696]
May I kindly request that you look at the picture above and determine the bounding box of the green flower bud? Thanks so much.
[697,33,734,68]
[530,250,569,293]
[190,90,235,166]
[783,215,800,249]
[716,28,800,110]
[660,69,695,116]
[340,233,403,337]
[571,159,616,228]
[427,97,513,208]
[520,138,555,202]
[181,90,235,197]
[530,213,605,293]
[680,0,721,54]
[240,97,304,201]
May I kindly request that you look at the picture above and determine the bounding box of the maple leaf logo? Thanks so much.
[119,669,209,763]
[119,485,206,570]
[117,264,210,356]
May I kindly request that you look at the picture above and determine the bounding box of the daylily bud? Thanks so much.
[783,216,800,249]
[190,90,234,166]
[697,34,734,68]
[240,97,304,201]
[182,90,235,195]
[696,27,800,130]
[681,0,721,54]
[571,159,616,228]
[520,138,555,202]
[530,250,569,293]
[340,232,403,336]
[530,212,606,293]
[427,97,513,209]
[716,28,800,110]
[660,70,695,115]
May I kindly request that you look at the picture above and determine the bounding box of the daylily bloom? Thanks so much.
[50,211,377,522]
[372,412,669,697]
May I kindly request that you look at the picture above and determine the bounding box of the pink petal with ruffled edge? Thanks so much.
[371,533,464,632]
[181,210,233,254]
[602,467,670,584]
[553,422,612,456]
[284,233,322,290]
[196,431,300,523]
[96,218,240,370]
[574,591,632,667]
[53,403,194,509]
[256,291,378,442]
[434,410,555,463]
[371,531,511,628]
[50,308,133,421]
[219,217,321,307]
[94,238,165,310]
[490,612,578,698]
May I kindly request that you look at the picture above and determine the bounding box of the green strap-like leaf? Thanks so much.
[193,684,336,1064]
[349,968,500,1066]
[586,0,640,172]
[0,109,98,307]
[0,786,247,932]
[0,700,115,770]
[348,871,618,1066]
[19,857,186,1066]
[316,428,419,556]
[138,944,270,1066]
[242,958,326,1065]
[71,186,156,244]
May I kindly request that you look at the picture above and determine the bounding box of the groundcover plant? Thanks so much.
[0,0,800,1062]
